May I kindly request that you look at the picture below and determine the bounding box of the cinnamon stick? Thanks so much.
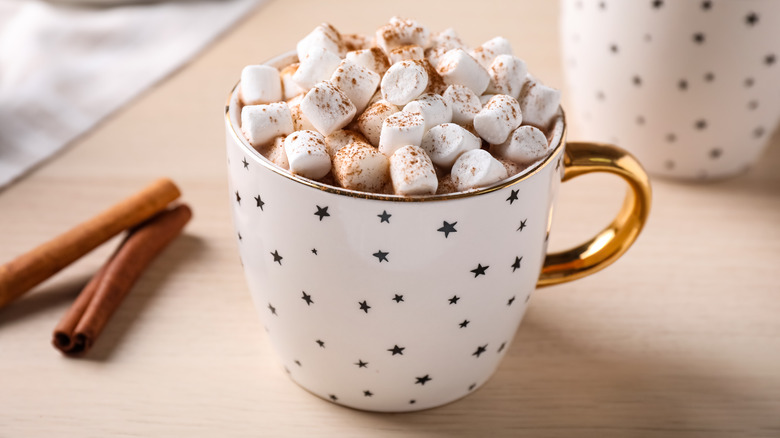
[53,204,192,355]
[0,178,181,309]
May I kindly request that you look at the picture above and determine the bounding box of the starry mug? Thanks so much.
[224,52,651,412]
[561,0,780,180]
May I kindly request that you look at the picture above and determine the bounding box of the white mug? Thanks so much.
[561,0,780,180]
[224,52,651,412]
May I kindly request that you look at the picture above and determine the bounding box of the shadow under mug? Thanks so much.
[224,52,652,412]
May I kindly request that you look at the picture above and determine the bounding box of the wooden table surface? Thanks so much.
[1,0,779,436]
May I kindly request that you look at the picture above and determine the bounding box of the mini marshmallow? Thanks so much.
[379,111,425,156]
[240,65,282,105]
[436,49,490,95]
[280,63,306,100]
[287,94,316,131]
[389,145,438,195]
[260,135,289,170]
[519,75,562,129]
[388,45,425,64]
[470,36,513,69]
[486,55,527,99]
[345,47,390,77]
[403,93,452,133]
[330,59,380,114]
[324,129,369,156]
[420,123,481,168]
[292,47,342,91]
[375,17,430,53]
[357,100,400,146]
[381,60,429,106]
[342,33,371,51]
[491,125,550,164]
[451,149,509,191]
[443,84,482,125]
[241,102,294,147]
[296,23,345,59]
[431,28,467,51]
[332,141,390,193]
[300,81,357,136]
[284,130,331,179]
[473,94,522,144]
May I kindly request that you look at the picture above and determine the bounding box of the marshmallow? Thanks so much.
[473,94,522,144]
[296,23,345,59]
[357,100,400,146]
[330,59,380,114]
[240,65,282,105]
[420,123,481,168]
[324,129,369,156]
[379,111,425,156]
[259,135,289,170]
[519,75,562,129]
[491,125,550,165]
[442,84,482,125]
[436,48,490,95]
[470,36,513,69]
[292,47,342,91]
[280,63,306,100]
[342,32,371,51]
[431,28,467,51]
[451,149,509,191]
[375,17,430,53]
[486,55,527,99]
[300,81,357,136]
[241,102,294,147]
[389,145,438,195]
[403,93,452,133]
[287,94,316,131]
[388,45,425,64]
[345,47,390,77]
[284,130,331,179]
[332,141,390,193]
[381,60,429,106]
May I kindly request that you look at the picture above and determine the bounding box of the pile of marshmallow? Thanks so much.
[239,17,561,195]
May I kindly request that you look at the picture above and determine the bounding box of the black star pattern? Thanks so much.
[525,294,531,303]
[268,303,277,315]
[242,157,249,169]
[378,210,391,223]
[695,119,707,130]
[449,295,460,305]
[517,219,528,232]
[316,339,325,348]
[754,127,765,139]
[766,54,776,66]
[415,375,432,385]
[666,133,677,143]
[373,250,389,263]
[409,400,416,404]
[235,190,241,205]
[355,359,368,368]
[237,232,242,241]
[556,157,562,171]
[302,291,313,306]
[704,72,715,82]
[637,115,645,125]
[652,0,663,8]
[693,33,705,44]
[271,250,283,265]
[701,0,711,10]
[664,160,675,170]
[472,345,488,358]
[507,296,516,306]
[459,320,470,328]
[392,294,404,303]
[710,148,722,159]
[311,248,318,255]
[745,77,755,88]
[678,79,688,91]
[388,345,405,355]
[254,195,265,210]
[506,189,519,204]
[329,394,338,401]
[314,205,330,221]
[609,44,618,54]
[511,256,523,272]
[632,75,642,86]
[468,383,477,391]
[498,342,506,353]
[437,221,458,238]
[364,390,373,397]
[748,100,759,111]
[596,90,605,101]
[746,12,759,26]
[598,1,606,10]
[295,360,302,366]
[471,264,489,277]
[359,300,371,313]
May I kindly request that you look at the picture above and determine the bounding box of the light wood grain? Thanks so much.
[1,0,779,436]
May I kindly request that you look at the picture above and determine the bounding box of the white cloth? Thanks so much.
[0,0,262,188]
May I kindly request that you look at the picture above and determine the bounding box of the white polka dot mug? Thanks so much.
[224,52,651,412]
[561,0,780,180]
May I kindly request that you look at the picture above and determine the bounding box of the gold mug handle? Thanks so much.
[538,141,652,287]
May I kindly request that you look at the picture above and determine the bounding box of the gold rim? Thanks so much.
[225,80,567,203]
